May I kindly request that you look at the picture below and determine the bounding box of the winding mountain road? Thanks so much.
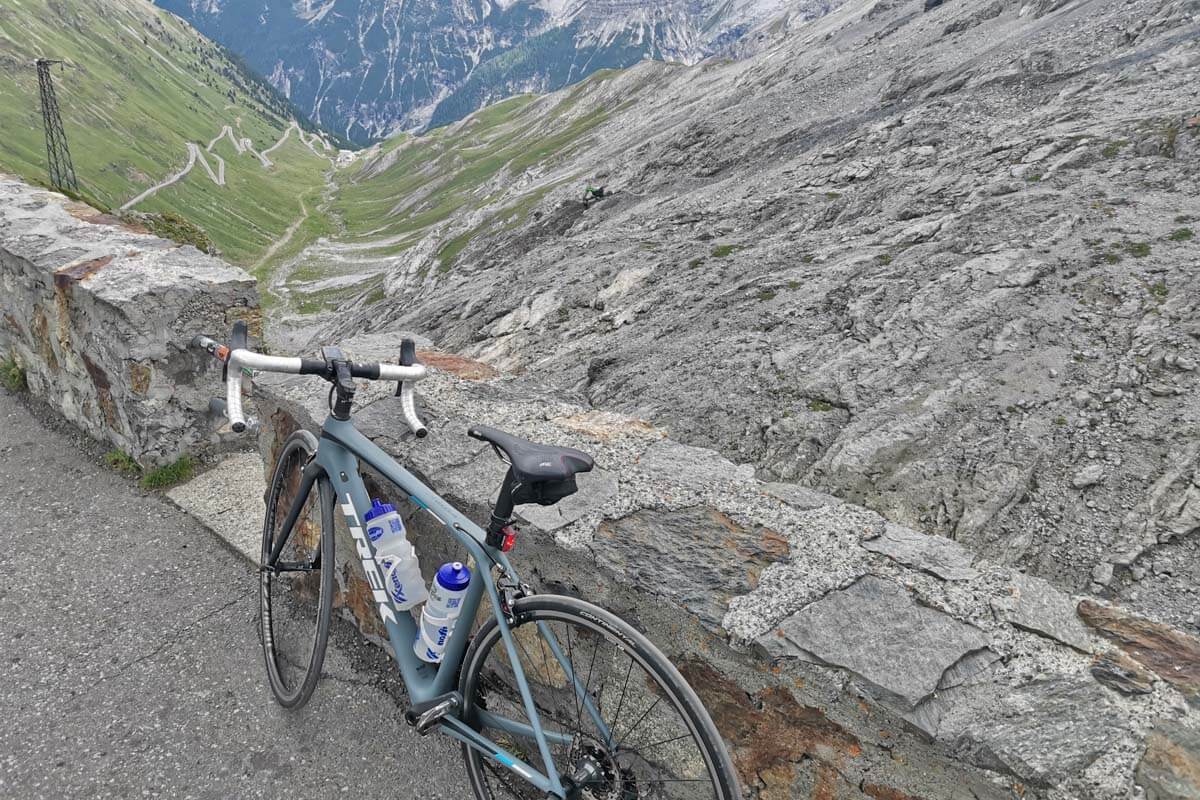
[121,120,337,212]
[120,143,204,211]
[262,120,335,165]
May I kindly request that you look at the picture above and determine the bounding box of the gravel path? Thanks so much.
[0,390,468,799]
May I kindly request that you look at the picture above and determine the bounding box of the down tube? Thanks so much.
[315,438,440,703]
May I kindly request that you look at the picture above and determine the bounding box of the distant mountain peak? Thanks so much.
[154,0,810,143]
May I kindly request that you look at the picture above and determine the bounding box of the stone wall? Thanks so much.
[253,333,1199,800]
[0,177,259,464]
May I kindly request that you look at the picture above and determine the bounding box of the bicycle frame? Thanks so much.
[270,414,610,798]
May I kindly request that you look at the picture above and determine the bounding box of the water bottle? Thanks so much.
[413,562,471,663]
[364,498,427,610]
[425,562,471,618]
[364,499,406,552]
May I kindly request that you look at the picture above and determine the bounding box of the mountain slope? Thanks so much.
[292,0,1199,637]
[0,0,331,267]
[153,0,811,142]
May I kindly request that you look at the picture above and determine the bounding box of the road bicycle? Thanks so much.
[192,323,741,800]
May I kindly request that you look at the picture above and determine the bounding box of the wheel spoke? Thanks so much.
[615,696,662,750]
[624,732,692,753]
[610,656,635,738]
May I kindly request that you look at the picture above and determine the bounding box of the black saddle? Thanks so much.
[468,424,594,506]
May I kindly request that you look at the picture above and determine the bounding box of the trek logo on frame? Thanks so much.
[341,494,399,626]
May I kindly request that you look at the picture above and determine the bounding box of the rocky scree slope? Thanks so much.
[156,0,827,140]
[317,0,1200,630]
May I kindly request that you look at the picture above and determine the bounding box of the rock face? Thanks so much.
[861,521,979,580]
[995,571,1091,652]
[0,177,258,463]
[301,0,1200,638]
[250,332,1198,799]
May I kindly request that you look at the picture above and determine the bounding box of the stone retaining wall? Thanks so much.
[253,333,1199,800]
[0,177,258,464]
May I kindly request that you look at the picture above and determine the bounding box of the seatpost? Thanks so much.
[486,468,517,548]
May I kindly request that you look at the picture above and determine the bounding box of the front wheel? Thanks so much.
[458,595,741,800]
[260,429,334,708]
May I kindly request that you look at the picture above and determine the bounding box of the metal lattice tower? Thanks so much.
[35,59,80,195]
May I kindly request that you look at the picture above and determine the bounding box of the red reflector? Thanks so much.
[500,525,518,552]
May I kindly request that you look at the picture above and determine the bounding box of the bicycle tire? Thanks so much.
[260,429,334,709]
[458,594,741,800]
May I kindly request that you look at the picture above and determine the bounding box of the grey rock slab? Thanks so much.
[765,575,990,710]
[761,481,842,510]
[1072,463,1106,489]
[1092,561,1116,586]
[995,571,1093,652]
[860,522,979,581]
[635,438,756,488]
[593,505,789,631]
[901,649,1002,738]
[950,677,1133,787]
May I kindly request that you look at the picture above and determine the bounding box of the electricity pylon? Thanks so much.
[35,58,80,195]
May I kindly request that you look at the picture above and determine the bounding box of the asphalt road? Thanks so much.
[0,390,468,799]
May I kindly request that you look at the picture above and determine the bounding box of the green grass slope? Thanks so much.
[275,75,627,316]
[0,0,329,266]
[331,76,617,254]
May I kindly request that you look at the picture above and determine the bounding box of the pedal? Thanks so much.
[405,692,461,735]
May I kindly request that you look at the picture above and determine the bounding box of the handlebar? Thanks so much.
[190,329,428,436]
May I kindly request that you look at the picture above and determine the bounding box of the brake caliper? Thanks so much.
[497,578,530,626]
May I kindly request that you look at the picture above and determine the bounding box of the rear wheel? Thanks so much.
[260,430,334,708]
[459,595,741,800]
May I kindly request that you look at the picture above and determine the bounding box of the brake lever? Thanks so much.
[223,320,248,383]
[395,338,428,438]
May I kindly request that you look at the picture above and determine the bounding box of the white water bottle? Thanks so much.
[414,562,471,663]
[364,499,427,610]
[425,562,471,619]
[364,499,406,551]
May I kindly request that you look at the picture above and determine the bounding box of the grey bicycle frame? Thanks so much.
[275,414,611,797]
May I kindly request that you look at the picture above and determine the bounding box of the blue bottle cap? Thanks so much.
[436,561,471,591]
[363,499,396,521]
